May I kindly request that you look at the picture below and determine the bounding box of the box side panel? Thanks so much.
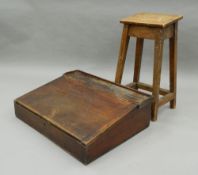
[86,104,151,164]
[14,102,87,164]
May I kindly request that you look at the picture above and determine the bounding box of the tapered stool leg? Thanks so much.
[115,24,130,84]
[133,38,144,89]
[151,39,164,121]
[169,23,178,109]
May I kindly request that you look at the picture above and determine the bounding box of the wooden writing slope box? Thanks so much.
[14,70,152,164]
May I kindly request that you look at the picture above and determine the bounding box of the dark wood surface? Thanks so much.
[15,70,152,164]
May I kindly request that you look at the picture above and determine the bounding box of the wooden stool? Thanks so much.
[115,13,183,121]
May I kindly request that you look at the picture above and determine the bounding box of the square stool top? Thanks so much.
[120,12,183,27]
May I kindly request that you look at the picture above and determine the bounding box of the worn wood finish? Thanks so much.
[116,13,183,121]
[87,104,151,162]
[151,39,164,121]
[115,24,130,84]
[120,13,183,27]
[133,38,144,88]
[169,23,178,108]
[15,70,152,164]
[127,82,174,108]
[128,25,174,40]
[126,82,170,96]
[159,93,175,107]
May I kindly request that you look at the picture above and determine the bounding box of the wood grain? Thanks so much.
[128,25,174,40]
[120,12,183,27]
[126,82,170,96]
[15,70,152,164]
[169,22,178,108]
[116,13,182,120]
[115,24,130,84]
[151,39,164,121]
[133,38,144,87]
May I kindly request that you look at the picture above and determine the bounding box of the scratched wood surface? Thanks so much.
[120,12,183,27]
[15,70,152,164]
[15,70,151,145]
[116,12,183,121]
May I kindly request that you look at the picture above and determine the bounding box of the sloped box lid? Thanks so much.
[15,70,152,164]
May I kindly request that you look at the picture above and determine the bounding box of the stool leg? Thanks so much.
[115,24,130,84]
[169,23,178,108]
[133,38,144,89]
[151,39,164,121]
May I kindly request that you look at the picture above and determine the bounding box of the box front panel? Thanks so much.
[14,102,87,164]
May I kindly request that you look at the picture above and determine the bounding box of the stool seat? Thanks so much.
[120,13,183,27]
